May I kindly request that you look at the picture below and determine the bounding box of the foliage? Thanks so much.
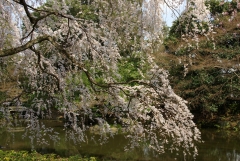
[118,52,149,83]
[205,0,240,17]
[67,0,98,22]
[0,91,7,103]
[170,67,236,114]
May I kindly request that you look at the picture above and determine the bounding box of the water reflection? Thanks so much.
[0,120,240,161]
[197,129,240,161]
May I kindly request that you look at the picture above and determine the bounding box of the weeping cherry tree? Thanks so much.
[0,0,208,158]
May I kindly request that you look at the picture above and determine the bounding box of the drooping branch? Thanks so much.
[30,47,62,91]
[46,35,155,90]
[0,33,127,90]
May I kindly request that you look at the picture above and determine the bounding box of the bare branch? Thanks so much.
[163,0,180,18]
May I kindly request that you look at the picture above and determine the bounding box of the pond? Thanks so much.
[0,120,240,161]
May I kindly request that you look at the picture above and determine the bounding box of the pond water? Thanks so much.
[0,120,240,161]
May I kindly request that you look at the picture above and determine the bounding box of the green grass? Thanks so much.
[0,150,97,161]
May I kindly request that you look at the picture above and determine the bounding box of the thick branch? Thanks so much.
[19,0,36,24]
[0,35,51,57]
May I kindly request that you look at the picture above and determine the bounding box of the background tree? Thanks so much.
[162,0,240,124]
